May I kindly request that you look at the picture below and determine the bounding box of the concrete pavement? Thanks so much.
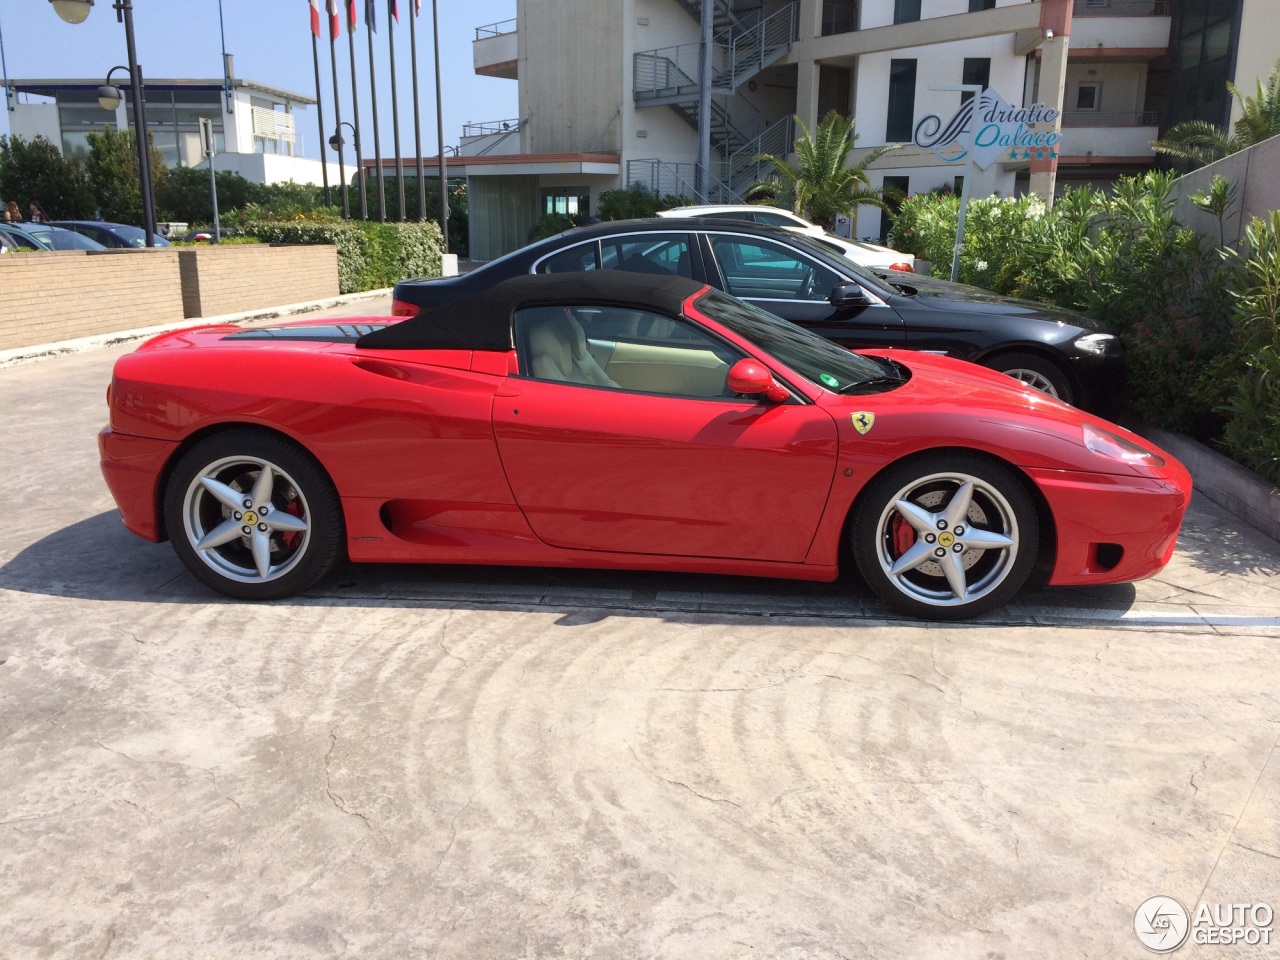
[1,309,1278,959]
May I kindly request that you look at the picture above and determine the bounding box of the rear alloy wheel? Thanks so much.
[164,430,344,600]
[986,351,1073,404]
[852,453,1039,620]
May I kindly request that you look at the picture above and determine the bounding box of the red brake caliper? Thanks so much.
[890,513,916,559]
[282,501,303,549]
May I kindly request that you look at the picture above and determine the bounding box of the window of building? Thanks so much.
[541,187,590,218]
[822,0,858,35]
[886,59,918,143]
[961,58,990,103]
[968,0,996,10]
[893,0,921,23]
[1076,82,1101,111]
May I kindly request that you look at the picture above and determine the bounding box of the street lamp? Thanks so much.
[49,0,157,247]
[328,121,358,219]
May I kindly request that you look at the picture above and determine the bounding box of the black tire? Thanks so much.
[984,351,1074,405]
[852,452,1039,620]
[163,429,344,600]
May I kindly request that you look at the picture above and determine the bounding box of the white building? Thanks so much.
[6,75,342,187]
[450,0,1275,256]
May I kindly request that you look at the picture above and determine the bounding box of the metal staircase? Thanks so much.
[632,1,800,201]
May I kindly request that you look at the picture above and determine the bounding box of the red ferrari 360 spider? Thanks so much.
[99,272,1191,620]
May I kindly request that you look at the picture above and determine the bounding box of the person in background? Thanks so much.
[27,201,48,223]
[3,200,21,222]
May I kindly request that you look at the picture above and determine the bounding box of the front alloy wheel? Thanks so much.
[853,453,1039,619]
[164,430,343,599]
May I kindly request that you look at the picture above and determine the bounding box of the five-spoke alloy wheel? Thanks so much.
[986,351,1073,405]
[164,430,344,600]
[853,453,1039,619]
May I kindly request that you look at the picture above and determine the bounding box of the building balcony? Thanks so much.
[460,118,524,157]
[1069,3,1171,59]
[1058,118,1159,162]
[474,18,518,79]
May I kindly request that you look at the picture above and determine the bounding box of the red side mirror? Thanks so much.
[727,358,789,402]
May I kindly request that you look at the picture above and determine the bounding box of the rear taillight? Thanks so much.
[889,261,914,273]
[391,298,419,317]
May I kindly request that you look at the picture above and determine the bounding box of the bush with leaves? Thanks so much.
[238,219,444,293]
[84,126,167,224]
[597,183,692,221]
[0,134,94,219]
[157,166,260,224]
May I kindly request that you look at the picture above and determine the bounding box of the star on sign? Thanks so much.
[1035,150,1045,159]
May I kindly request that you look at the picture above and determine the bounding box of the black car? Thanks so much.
[393,219,1122,412]
[49,220,170,248]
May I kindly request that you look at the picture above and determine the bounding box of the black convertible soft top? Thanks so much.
[357,271,709,351]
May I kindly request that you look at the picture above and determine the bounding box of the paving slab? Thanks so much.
[1,313,1277,959]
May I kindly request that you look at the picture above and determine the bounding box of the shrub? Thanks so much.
[0,134,95,219]
[597,183,692,221]
[84,126,167,224]
[238,219,444,293]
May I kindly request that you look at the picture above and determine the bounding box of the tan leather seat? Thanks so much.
[527,311,619,387]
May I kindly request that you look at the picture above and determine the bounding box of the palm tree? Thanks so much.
[754,110,900,229]
[1153,59,1280,167]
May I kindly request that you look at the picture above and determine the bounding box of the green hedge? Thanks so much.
[238,219,444,294]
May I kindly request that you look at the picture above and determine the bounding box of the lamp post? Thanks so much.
[50,0,157,247]
[329,121,359,219]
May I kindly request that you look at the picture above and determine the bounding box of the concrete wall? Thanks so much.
[1231,0,1276,128]
[0,249,183,350]
[1170,135,1280,249]
[177,244,339,319]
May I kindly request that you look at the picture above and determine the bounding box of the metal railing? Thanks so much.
[634,45,701,100]
[1072,0,1170,15]
[1061,110,1159,127]
[462,118,520,137]
[722,114,794,192]
[474,18,517,40]
[713,3,800,92]
[625,158,740,205]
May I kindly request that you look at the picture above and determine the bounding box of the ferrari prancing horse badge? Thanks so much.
[851,412,875,435]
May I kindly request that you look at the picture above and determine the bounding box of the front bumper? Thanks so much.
[99,427,178,542]
[1028,461,1193,586]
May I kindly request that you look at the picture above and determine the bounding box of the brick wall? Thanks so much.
[0,249,183,351]
[178,244,339,318]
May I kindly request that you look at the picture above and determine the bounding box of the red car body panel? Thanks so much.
[99,303,1191,591]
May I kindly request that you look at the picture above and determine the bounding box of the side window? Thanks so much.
[536,243,598,274]
[515,304,743,399]
[753,211,801,228]
[598,234,693,278]
[709,237,842,302]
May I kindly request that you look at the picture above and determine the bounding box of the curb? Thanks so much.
[0,288,394,369]
[1146,427,1280,544]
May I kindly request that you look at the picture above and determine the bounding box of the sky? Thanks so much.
[0,0,520,159]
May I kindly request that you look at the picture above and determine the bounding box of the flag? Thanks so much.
[389,0,399,23]
[365,0,377,32]
[326,0,340,39]
[413,0,420,14]
[346,0,358,31]
[309,0,321,37]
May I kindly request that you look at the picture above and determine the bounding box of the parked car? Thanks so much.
[657,204,916,272]
[180,227,239,242]
[50,220,170,248]
[11,222,108,251]
[392,219,1122,412]
[100,271,1189,619]
[0,222,45,251]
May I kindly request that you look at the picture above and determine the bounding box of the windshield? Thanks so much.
[692,290,888,391]
[780,232,899,299]
[108,223,168,247]
[26,225,104,251]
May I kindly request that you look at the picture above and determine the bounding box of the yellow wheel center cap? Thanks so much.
[243,510,259,525]
[938,531,955,547]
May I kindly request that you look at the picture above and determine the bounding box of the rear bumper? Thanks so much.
[1029,462,1192,586]
[98,427,177,542]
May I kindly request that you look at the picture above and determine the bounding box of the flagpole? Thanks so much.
[366,2,387,222]
[388,3,405,220]
[310,29,331,207]
[346,9,368,219]
[408,2,425,220]
[326,5,348,216]
[432,0,448,251]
